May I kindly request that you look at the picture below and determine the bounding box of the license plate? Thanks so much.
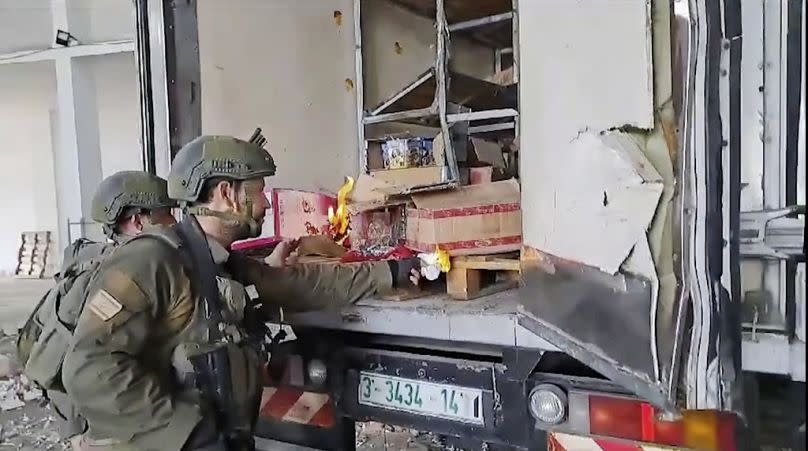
[358,372,484,425]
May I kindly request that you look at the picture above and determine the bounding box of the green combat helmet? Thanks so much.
[91,171,177,237]
[168,135,277,237]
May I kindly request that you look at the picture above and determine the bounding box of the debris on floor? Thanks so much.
[356,422,449,450]
[0,333,70,451]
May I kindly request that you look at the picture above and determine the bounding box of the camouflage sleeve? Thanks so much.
[62,239,202,451]
[227,253,393,313]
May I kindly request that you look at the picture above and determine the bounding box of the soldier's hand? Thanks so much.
[388,257,421,288]
[264,239,299,267]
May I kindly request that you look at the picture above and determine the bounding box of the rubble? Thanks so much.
[0,335,70,450]
[355,422,448,450]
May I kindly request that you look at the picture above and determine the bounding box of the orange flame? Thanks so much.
[328,176,354,244]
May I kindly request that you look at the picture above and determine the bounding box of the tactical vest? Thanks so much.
[117,219,264,447]
[18,240,115,391]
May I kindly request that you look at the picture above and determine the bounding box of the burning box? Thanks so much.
[406,180,522,256]
[271,188,336,239]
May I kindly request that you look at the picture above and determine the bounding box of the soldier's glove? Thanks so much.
[387,257,421,288]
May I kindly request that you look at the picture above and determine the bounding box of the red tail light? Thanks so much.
[586,395,736,451]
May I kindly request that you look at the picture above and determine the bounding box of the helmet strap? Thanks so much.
[185,180,262,239]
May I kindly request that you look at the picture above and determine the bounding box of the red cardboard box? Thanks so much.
[271,188,336,239]
[406,180,521,256]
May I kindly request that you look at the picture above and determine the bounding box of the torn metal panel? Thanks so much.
[517,254,673,411]
[519,0,657,272]
[621,236,660,382]
[526,131,663,275]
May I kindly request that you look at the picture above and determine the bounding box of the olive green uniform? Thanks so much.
[62,222,392,451]
[18,171,176,446]
[49,239,114,439]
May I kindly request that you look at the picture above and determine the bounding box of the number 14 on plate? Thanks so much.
[358,372,484,425]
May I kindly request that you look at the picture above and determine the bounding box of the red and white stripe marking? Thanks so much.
[259,386,336,428]
[549,433,685,451]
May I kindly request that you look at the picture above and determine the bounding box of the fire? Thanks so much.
[435,245,451,272]
[328,176,355,245]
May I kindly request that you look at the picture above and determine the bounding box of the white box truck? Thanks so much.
[133,0,805,449]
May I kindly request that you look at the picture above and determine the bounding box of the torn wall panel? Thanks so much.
[519,0,657,272]
[526,131,663,274]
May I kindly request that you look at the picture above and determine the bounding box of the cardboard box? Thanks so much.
[406,180,522,256]
[381,137,434,169]
[271,188,336,239]
[350,206,406,252]
[370,166,445,192]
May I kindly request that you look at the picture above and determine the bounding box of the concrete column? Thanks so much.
[50,0,104,250]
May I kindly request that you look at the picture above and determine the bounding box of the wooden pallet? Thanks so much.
[446,254,520,300]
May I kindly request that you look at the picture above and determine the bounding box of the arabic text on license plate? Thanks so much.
[358,372,483,425]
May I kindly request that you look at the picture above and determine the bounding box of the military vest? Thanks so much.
[18,239,115,391]
[128,222,264,440]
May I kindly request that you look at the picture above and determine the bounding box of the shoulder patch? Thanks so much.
[87,290,124,321]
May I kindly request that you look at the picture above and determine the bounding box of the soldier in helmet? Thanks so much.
[62,135,419,451]
[17,170,177,447]
[61,170,178,269]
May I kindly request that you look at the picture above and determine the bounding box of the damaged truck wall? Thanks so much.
[519,0,681,399]
[519,0,657,270]
[196,0,493,194]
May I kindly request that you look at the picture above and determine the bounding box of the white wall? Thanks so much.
[68,0,135,43]
[198,0,359,194]
[0,0,52,53]
[0,1,141,273]
[0,62,59,276]
[81,52,142,177]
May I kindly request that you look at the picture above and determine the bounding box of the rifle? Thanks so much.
[176,217,254,451]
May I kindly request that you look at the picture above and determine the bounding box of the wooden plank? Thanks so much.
[451,254,520,271]
[447,267,482,300]
[451,259,520,271]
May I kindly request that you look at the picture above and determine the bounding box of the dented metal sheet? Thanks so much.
[519,0,656,269]
[525,131,664,274]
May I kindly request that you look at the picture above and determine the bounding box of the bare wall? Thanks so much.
[0,0,52,53]
[81,52,142,178]
[198,0,359,194]
[0,62,59,276]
